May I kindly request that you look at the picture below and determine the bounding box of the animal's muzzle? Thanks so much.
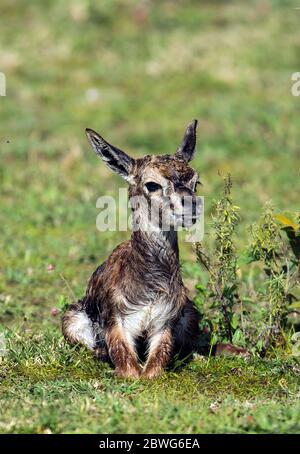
[177,187,202,225]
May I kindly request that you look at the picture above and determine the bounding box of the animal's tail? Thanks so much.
[62,299,96,350]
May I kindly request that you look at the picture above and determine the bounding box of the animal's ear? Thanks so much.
[85,128,134,180]
[175,119,198,162]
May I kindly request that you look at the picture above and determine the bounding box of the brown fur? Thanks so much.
[106,324,141,378]
[143,328,173,379]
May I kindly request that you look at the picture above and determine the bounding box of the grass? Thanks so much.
[0,0,300,433]
[1,330,300,433]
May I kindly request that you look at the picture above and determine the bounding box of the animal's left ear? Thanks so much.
[175,119,198,162]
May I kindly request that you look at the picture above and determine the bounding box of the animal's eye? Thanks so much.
[145,182,162,192]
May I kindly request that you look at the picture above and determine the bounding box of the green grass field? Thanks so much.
[0,0,299,433]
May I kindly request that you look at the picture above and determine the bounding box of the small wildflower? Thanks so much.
[51,307,59,317]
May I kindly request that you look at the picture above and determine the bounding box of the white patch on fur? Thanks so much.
[122,307,150,340]
[147,331,163,352]
[122,299,173,341]
[67,311,95,350]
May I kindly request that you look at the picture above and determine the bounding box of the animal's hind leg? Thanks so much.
[172,299,200,362]
[62,301,96,351]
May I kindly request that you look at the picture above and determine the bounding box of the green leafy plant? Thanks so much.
[248,209,300,356]
[196,178,300,357]
[196,174,242,346]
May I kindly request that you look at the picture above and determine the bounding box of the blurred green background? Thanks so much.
[0,0,300,434]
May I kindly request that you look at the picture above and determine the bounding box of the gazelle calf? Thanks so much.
[62,120,245,379]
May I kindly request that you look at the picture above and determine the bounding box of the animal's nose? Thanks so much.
[174,185,202,220]
[178,189,201,218]
[176,186,193,205]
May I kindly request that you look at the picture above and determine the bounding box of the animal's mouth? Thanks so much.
[173,213,199,225]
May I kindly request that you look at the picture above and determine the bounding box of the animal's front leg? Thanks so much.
[143,328,173,379]
[106,323,141,379]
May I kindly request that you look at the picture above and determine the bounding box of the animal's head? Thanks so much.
[86,120,202,230]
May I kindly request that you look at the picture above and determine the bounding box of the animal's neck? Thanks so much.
[131,228,180,272]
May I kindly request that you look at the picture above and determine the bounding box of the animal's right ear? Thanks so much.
[85,128,135,181]
[175,119,198,162]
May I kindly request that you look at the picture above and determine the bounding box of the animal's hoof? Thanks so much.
[142,366,164,379]
[94,347,109,362]
[115,366,141,379]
